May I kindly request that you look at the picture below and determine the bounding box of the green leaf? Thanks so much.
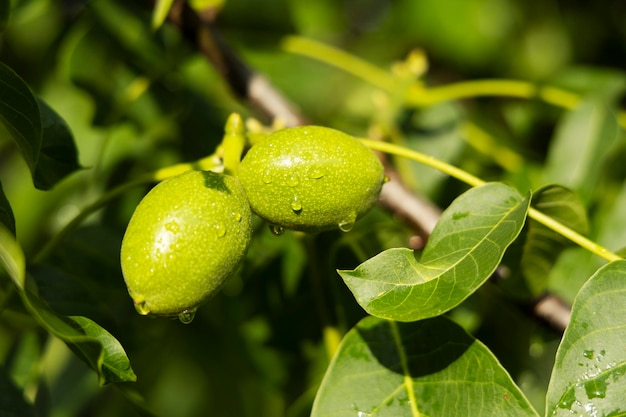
[521,185,589,296]
[543,99,619,201]
[0,225,136,385]
[312,315,539,417]
[0,0,9,32]
[545,260,626,416]
[0,181,16,236]
[33,98,82,189]
[0,366,36,417]
[151,0,175,30]
[0,61,42,175]
[339,183,530,321]
[0,63,81,190]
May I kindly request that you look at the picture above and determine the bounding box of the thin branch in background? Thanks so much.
[161,2,572,332]
[167,0,307,127]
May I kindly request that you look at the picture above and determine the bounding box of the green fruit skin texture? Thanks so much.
[120,170,251,317]
[238,126,385,232]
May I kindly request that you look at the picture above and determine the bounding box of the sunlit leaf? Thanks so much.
[339,183,529,322]
[546,260,626,416]
[312,315,539,417]
[151,0,175,30]
[521,185,588,296]
[0,226,136,385]
[543,99,619,201]
[0,181,15,236]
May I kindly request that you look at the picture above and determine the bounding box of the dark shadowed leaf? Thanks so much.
[312,315,539,417]
[521,185,589,296]
[0,367,36,417]
[0,0,9,32]
[33,98,82,189]
[339,183,529,321]
[0,181,15,236]
[546,260,626,416]
[0,61,42,174]
[0,63,81,189]
[0,225,136,385]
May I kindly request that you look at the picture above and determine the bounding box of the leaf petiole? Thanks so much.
[360,139,623,263]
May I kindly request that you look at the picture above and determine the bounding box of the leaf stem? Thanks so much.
[284,36,626,128]
[361,139,623,263]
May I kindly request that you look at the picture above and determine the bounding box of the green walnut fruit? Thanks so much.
[120,170,251,321]
[238,126,385,233]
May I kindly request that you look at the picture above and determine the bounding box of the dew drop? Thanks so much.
[164,220,180,233]
[134,301,150,316]
[233,212,242,222]
[287,173,299,187]
[269,224,285,235]
[583,349,594,359]
[309,167,325,179]
[262,171,272,184]
[215,223,226,237]
[291,197,302,214]
[338,212,357,232]
[178,309,196,324]
[383,175,390,183]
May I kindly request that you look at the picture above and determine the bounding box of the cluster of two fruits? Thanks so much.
[120,126,385,322]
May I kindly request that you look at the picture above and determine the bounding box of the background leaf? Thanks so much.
[521,185,588,296]
[312,315,539,417]
[0,225,136,385]
[0,0,9,32]
[543,99,619,202]
[545,260,626,416]
[0,181,16,235]
[33,98,82,189]
[339,182,529,322]
[0,366,36,417]
[0,61,42,175]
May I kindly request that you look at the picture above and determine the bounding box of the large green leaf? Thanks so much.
[0,63,81,190]
[521,185,589,296]
[0,225,136,385]
[312,315,539,417]
[545,260,626,416]
[339,183,530,321]
[543,99,619,201]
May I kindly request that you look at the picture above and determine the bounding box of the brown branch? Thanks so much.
[167,0,307,127]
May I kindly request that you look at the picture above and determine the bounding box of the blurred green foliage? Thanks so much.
[1,0,626,416]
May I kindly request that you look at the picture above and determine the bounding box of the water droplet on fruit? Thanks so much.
[134,301,150,315]
[288,173,299,187]
[309,167,325,179]
[233,212,242,222]
[178,309,196,324]
[383,175,390,183]
[291,197,302,213]
[215,223,226,237]
[269,224,285,235]
[338,212,357,232]
[164,220,180,233]
[262,171,272,184]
